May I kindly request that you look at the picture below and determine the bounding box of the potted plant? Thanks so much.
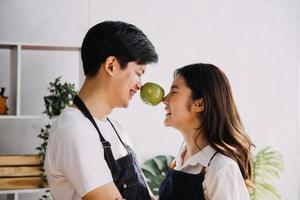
[250,147,284,200]
[142,155,174,196]
[36,77,77,200]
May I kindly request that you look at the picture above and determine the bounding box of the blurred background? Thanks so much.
[0,0,299,199]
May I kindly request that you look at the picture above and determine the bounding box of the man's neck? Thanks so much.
[77,78,113,121]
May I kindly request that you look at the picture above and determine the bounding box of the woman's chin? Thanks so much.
[164,118,171,127]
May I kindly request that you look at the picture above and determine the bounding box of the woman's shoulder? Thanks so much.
[203,152,250,200]
[206,153,240,175]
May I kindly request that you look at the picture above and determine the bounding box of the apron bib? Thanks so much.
[74,95,151,200]
[159,152,218,200]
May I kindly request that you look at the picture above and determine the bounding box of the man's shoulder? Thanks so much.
[50,107,93,138]
[54,107,88,126]
[57,106,85,122]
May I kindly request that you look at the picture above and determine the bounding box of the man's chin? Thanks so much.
[115,101,129,109]
[122,100,130,108]
[123,103,129,108]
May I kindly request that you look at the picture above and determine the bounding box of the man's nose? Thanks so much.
[163,94,169,104]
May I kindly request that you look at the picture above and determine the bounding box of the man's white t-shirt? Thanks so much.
[45,107,132,200]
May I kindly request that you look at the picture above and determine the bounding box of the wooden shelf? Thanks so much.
[0,188,49,200]
[1,42,80,50]
[0,115,43,119]
[0,44,17,49]
[0,188,48,194]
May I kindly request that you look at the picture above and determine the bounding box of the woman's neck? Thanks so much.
[181,129,208,165]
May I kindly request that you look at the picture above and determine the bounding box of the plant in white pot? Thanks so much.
[36,77,77,200]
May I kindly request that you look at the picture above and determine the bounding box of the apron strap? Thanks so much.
[208,152,218,166]
[200,151,218,175]
[107,118,131,150]
[73,95,119,175]
[73,95,106,142]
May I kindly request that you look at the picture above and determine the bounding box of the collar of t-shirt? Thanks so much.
[174,145,216,172]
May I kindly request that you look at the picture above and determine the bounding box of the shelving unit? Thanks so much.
[0,42,82,198]
[0,42,81,119]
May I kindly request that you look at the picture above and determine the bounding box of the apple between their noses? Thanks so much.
[140,82,165,106]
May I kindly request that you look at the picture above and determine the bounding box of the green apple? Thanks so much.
[140,82,165,106]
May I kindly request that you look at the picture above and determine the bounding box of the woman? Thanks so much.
[159,63,253,200]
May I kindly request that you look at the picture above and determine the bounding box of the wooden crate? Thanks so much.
[0,155,41,166]
[0,177,44,190]
[0,166,42,177]
[0,155,44,190]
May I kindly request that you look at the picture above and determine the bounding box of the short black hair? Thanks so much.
[81,21,158,77]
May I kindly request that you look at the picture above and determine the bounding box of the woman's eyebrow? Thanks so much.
[171,85,179,90]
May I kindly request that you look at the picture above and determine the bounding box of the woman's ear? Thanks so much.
[103,56,117,76]
[193,98,204,113]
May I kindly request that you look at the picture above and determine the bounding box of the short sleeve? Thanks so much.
[53,123,113,197]
[204,162,250,200]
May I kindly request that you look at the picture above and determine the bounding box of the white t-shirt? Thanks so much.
[45,107,133,200]
[174,145,250,200]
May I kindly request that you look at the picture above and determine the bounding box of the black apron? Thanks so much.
[159,151,218,200]
[73,95,151,200]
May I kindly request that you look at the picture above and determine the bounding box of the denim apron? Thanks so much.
[159,152,218,200]
[74,95,151,200]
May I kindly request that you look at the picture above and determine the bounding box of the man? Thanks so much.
[45,21,158,200]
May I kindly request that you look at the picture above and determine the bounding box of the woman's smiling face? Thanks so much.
[163,74,197,130]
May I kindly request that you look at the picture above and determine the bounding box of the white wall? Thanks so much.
[0,0,299,199]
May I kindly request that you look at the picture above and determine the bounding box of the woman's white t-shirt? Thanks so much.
[45,107,132,200]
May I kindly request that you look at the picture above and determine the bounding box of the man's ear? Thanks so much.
[193,98,204,113]
[103,56,118,76]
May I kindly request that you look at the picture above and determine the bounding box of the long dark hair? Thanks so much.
[175,63,254,188]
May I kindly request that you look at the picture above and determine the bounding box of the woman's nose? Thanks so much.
[136,82,142,90]
[163,94,169,104]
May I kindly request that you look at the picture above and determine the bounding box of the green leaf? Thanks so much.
[142,155,174,197]
[250,147,284,200]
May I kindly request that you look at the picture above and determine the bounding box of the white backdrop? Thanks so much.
[0,0,299,199]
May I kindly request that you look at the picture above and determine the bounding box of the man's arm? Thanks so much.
[82,182,123,200]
